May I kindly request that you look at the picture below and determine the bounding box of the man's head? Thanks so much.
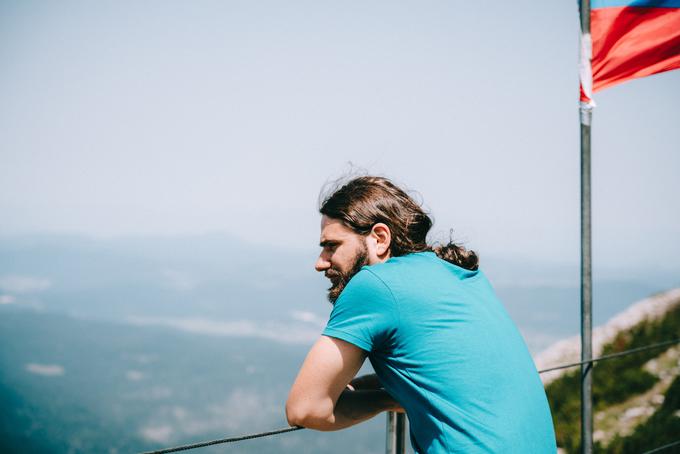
[315,215,392,303]
[315,176,432,303]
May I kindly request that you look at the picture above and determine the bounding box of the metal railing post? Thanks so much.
[386,411,406,454]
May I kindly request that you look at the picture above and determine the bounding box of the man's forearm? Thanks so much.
[348,373,382,390]
[302,389,399,431]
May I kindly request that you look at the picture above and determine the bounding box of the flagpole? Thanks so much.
[579,0,593,453]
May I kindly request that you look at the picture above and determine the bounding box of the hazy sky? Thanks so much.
[1,1,679,269]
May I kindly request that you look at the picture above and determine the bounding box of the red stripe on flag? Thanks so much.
[591,7,680,93]
[580,83,590,103]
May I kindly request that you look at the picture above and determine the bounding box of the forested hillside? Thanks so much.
[545,295,680,453]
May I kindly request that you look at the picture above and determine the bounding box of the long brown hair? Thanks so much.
[319,176,479,270]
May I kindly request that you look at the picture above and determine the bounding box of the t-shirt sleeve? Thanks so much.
[322,269,398,352]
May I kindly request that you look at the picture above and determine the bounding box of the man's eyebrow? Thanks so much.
[319,240,338,247]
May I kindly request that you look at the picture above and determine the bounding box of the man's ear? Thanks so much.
[370,223,392,259]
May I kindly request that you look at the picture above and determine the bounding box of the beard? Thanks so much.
[326,243,369,304]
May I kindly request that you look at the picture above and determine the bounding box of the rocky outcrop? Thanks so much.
[534,288,680,384]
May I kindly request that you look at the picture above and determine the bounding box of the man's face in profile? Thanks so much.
[315,216,370,303]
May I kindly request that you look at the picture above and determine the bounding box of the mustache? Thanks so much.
[325,269,342,279]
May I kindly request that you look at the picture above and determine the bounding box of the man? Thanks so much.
[286,176,556,453]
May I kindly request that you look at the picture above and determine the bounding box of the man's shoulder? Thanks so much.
[335,267,396,307]
[345,266,391,293]
[339,258,414,301]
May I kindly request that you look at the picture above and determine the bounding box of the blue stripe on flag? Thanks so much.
[592,0,680,8]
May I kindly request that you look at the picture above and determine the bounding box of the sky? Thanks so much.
[1,0,679,271]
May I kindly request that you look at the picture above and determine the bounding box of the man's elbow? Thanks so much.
[284,401,306,428]
[285,399,333,430]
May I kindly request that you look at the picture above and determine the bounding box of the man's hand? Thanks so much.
[286,336,402,430]
[345,375,405,412]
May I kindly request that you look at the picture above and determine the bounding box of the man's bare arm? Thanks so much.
[286,336,401,431]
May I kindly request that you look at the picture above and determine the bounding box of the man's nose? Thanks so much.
[315,254,330,272]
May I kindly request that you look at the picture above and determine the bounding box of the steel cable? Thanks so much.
[641,439,680,454]
[537,338,680,374]
[139,426,304,454]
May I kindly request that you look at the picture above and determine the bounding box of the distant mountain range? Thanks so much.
[2,234,677,352]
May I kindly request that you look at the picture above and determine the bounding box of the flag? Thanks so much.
[580,0,680,104]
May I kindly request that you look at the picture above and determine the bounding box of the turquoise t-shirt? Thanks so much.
[323,252,556,453]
